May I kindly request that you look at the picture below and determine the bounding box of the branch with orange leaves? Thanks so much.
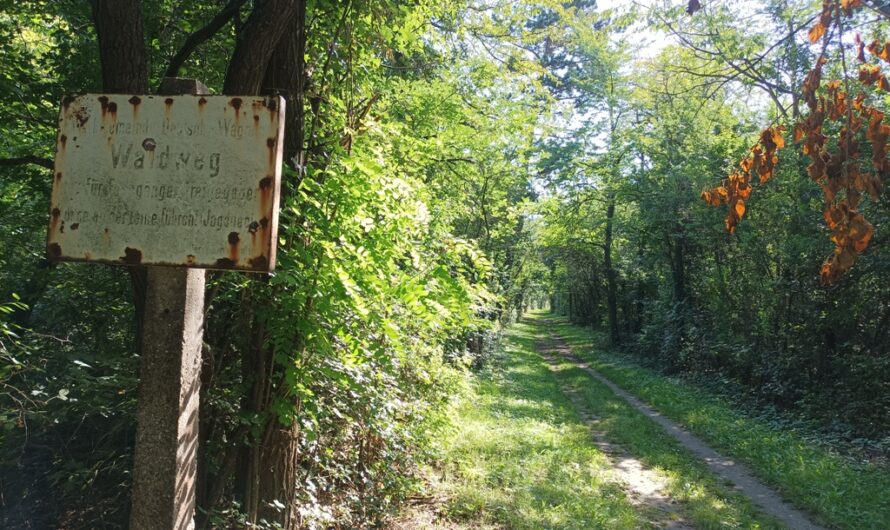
[700,0,890,284]
[701,126,785,234]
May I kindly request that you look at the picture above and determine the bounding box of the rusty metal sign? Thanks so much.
[48,94,285,271]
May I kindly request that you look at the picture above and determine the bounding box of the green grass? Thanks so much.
[545,342,781,529]
[538,311,890,530]
[432,318,781,529]
[435,320,643,529]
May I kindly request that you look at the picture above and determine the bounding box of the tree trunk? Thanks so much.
[225,3,306,528]
[604,195,620,345]
[261,2,307,178]
[91,0,150,351]
[223,0,301,95]
[93,1,148,93]
[672,223,687,304]
[89,1,308,525]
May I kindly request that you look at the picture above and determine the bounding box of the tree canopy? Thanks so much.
[1,0,888,528]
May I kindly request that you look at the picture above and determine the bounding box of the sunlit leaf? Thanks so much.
[809,22,826,44]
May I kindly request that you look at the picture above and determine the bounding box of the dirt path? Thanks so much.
[539,337,695,530]
[541,332,826,530]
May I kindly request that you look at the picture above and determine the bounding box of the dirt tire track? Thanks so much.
[539,337,695,530]
[542,331,826,530]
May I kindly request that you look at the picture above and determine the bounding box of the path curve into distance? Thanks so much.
[544,332,826,530]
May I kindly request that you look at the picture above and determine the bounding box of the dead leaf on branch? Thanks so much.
[841,0,863,13]
[859,65,890,91]
[701,126,784,234]
[701,0,886,283]
[867,40,890,63]
[809,0,833,44]
[809,22,827,44]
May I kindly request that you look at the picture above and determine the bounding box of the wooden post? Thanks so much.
[129,78,209,530]
[49,78,284,529]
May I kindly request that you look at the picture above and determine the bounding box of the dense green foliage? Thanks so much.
[0,1,540,528]
[1,0,888,528]
[537,2,890,442]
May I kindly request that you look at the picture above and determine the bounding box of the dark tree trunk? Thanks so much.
[633,242,645,334]
[223,0,302,94]
[568,290,574,321]
[91,0,150,351]
[261,2,307,177]
[88,1,308,526]
[93,0,149,93]
[223,3,306,528]
[234,318,275,522]
[604,195,620,345]
[255,12,309,529]
[672,223,687,304]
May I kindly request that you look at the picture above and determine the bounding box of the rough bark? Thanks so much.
[223,0,301,95]
[235,320,274,523]
[92,0,149,93]
[256,423,301,528]
[224,4,306,528]
[261,2,307,176]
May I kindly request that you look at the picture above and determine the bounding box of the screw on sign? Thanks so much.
[48,78,285,530]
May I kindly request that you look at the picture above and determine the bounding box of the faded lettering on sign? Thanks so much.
[48,94,285,271]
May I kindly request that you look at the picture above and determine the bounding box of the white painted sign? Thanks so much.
[48,94,285,271]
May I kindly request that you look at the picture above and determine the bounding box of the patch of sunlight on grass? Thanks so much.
[541,323,784,530]
[434,322,646,530]
[534,312,890,530]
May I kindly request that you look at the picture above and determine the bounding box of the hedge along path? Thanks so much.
[537,337,695,530]
[541,331,826,530]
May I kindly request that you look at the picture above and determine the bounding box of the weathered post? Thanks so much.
[131,264,205,529]
[48,78,285,529]
[129,78,208,530]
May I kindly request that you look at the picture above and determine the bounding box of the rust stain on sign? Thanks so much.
[48,94,285,272]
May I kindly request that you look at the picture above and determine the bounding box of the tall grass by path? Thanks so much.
[431,319,782,529]
[434,320,644,529]
[538,311,890,530]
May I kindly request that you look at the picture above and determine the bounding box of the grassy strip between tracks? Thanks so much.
[431,318,780,529]
[540,311,890,530]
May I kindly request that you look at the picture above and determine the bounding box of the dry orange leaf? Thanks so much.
[772,129,785,149]
[868,40,890,63]
[809,22,826,44]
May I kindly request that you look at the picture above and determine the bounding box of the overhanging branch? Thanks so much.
[163,0,249,81]
[0,156,53,169]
